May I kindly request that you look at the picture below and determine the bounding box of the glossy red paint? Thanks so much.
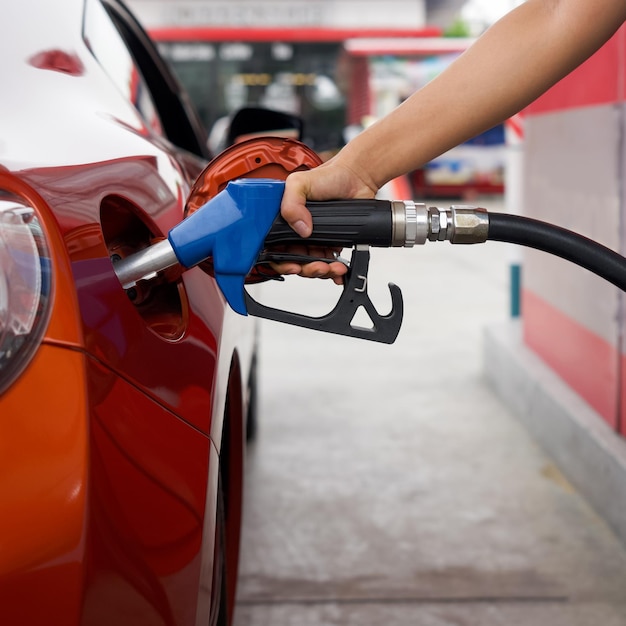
[0,0,256,623]
[29,49,85,76]
[81,358,211,626]
[0,345,89,625]
[21,158,222,434]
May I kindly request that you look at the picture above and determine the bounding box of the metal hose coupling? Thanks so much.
[391,201,489,246]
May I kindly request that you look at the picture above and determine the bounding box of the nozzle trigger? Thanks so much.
[244,246,403,343]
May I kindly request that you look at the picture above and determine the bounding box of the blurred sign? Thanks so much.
[160,2,323,27]
[131,0,425,29]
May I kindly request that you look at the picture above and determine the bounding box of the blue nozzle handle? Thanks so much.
[168,178,285,314]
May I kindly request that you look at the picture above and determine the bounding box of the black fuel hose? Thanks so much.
[488,212,626,291]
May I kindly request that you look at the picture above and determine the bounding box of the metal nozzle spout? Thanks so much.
[112,239,179,290]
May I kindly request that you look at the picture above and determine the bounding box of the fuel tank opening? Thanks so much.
[100,195,187,340]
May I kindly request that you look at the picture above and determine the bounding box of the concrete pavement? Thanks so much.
[235,202,626,626]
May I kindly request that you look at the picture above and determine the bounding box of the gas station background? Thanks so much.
[128,0,505,194]
[128,0,626,542]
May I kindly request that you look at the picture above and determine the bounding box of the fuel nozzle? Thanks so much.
[112,178,491,343]
[112,176,626,344]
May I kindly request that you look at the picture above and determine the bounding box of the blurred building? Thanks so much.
[128,0,475,158]
[127,0,450,154]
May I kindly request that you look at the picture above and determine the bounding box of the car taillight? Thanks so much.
[0,195,52,394]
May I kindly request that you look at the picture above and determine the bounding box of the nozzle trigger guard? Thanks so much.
[244,246,403,344]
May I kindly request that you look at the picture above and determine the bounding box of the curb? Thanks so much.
[484,320,626,545]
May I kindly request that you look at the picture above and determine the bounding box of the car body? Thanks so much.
[0,0,258,623]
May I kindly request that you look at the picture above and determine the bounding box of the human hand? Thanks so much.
[273,157,378,282]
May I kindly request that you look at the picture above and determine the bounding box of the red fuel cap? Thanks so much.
[186,136,321,216]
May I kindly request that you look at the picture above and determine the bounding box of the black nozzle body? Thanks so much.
[264,199,394,248]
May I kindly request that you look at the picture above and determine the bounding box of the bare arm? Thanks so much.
[279,0,625,279]
[340,0,626,189]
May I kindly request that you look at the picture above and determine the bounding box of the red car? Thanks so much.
[0,0,260,623]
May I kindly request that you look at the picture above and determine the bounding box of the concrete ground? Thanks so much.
[235,198,626,626]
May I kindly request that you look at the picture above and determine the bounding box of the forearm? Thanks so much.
[338,0,626,190]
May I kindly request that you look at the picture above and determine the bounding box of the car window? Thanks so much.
[83,0,164,136]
